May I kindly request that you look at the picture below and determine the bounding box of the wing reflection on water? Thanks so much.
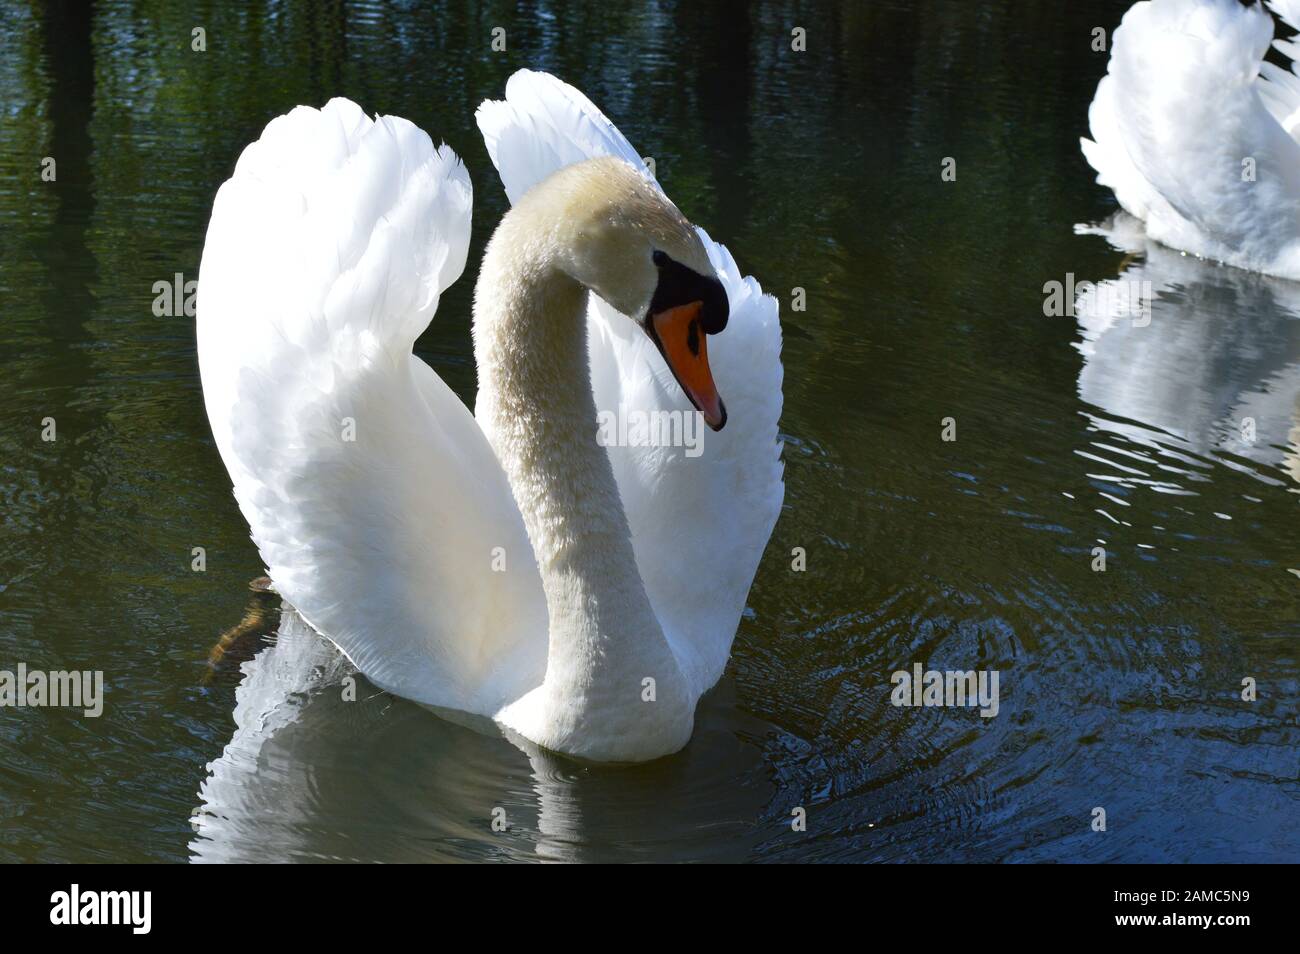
[1074,214,1300,489]
[189,608,526,863]
[190,608,774,863]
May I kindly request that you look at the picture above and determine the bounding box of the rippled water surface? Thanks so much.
[1,0,1296,863]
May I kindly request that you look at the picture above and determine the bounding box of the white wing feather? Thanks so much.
[1259,0,1300,136]
[198,99,547,716]
[476,71,784,697]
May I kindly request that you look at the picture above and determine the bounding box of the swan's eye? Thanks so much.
[652,249,669,267]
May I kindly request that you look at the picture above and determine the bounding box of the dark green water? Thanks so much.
[0,0,1296,862]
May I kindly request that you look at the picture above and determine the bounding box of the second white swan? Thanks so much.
[1083,0,1300,279]
[196,71,783,762]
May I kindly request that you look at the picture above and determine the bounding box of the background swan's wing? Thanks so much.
[1081,0,1300,278]
[1259,1,1300,138]
[476,71,784,697]
[198,99,547,717]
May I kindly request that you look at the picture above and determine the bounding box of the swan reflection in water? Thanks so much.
[189,608,775,863]
[1074,214,1300,493]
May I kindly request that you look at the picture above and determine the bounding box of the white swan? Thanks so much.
[1082,0,1300,279]
[196,71,783,763]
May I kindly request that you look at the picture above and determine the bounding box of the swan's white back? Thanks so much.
[1083,0,1300,279]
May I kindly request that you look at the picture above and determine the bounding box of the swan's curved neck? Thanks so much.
[475,245,630,557]
[472,212,689,756]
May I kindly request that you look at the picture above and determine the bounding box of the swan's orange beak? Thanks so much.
[649,301,727,431]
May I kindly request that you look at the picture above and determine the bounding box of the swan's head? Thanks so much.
[530,157,730,430]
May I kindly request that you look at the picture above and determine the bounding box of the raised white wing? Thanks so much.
[477,71,784,698]
[1081,0,1300,279]
[197,99,547,717]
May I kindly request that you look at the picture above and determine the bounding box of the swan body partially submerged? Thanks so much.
[197,71,783,762]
